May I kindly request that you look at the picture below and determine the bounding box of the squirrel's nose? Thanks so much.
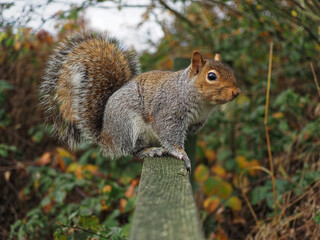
[232,88,241,98]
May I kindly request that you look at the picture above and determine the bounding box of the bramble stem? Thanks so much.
[264,42,278,240]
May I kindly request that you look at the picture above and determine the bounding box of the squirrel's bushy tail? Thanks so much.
[40,32,140,147]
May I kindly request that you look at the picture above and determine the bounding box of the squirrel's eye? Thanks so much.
[207,72,217,81]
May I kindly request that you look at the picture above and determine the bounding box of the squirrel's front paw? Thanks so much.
[135,147,168,158]
[167,146,191,173]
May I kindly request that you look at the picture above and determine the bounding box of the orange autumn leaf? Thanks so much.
[83,164,98,174]
[211,165,227,178]
[38,152,51,166]
[66,163,83,179]
[205,149,217,163]
[14,41,22,51]
[125,184,136,198]
[131,179,140,187]
[203,197,220,213]
[248,159,261,176]
[43,203,53,214]
[272,112,284,119]
[210,227,228,240]
[56,147,75,161]
[197,140,206,148]
[100,199,109,211]
[102,185,112,193]
[74,166,83,179]
[236,156,248,169]
[56,155,66,172]
[119,198,127,213]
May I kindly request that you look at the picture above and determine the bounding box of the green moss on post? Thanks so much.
[129,157,204,240]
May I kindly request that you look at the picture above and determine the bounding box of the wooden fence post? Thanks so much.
[129,157,204,240]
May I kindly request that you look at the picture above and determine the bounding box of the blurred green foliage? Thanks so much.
[1,0,319,239]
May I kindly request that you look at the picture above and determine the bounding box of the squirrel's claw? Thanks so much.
[179,154,191,174]
[167,146,191,174]
[183,156,191,174]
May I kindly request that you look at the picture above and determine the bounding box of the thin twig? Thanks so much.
[75,186,88,198]
[241,187,260,227]
[310,62,320,96]
[239,166,273,229]
[58,223,109,239]
[0,161,37,172]
[264,41,278,239]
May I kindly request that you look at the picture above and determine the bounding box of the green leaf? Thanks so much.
[79,216,101,232]
[68,211,79,221]
[224,159,237,171]
[225,196,242,211]
[278,121,288,131]
[53,229,68,240]
[79,207,91,217]
[313,213,320,224]
[41,195,51,207]
[124,197,136,212]
[251,185,269,205]
[54,191,66,204]
[102,227,125,239]
[0,80,14,91]
[31,130,43,143]
[203,176,221,196]
[0,148,8,157]
[103,210,121,227]
[216,181,233,199]
[218,149,232,162]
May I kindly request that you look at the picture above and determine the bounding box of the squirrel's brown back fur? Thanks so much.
[40,32,140,147]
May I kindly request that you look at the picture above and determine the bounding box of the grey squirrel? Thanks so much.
[40,32,241,172]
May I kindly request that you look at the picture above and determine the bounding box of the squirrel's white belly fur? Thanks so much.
[130,112,160,150]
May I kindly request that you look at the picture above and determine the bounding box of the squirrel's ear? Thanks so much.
[214,53,222,62]
[191,51,205,75]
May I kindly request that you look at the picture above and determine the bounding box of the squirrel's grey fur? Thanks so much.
[40,31,240,172]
